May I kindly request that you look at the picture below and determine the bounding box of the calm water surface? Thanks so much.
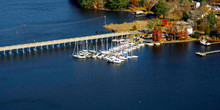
[0,0,220,110]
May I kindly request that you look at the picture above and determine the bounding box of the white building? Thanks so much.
[196,2,200,8]
[175,21,193,35]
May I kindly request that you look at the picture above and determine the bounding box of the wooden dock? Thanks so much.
[195,50,220,57]
[210,42,220,45]
[0,31,140,56]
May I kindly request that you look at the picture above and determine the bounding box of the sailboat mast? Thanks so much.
[106,38,108,51]
[96,39,97,52]
[77,42,78,55]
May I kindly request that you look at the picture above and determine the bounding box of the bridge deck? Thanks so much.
[0,31,139,52]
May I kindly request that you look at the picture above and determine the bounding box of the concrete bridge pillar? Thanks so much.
[29,47,31,53]
[34,47,37,52]
[23,48,25,54]
[9,50,12,55]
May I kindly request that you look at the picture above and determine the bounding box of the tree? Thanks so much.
[161,19,167,26]
[105,0,128,10]
[132,0,139,7]
[189,0,192,3]
[146,18,162,29]
[151,0,169,18]
[184,27,188,39]
[80,0,94,8]
[153,26,158,41]
[132,25,137,31]
[207,11,217,28]
[205,25,210,35]
[145,0,154,12]
[192,32,200,39]
[201,0,207,6]
[157,27,163,42]
[182,12,189,21]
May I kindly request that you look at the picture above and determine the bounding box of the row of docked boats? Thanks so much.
[72,38,145,64]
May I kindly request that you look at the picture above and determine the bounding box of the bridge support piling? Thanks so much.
[34,47,37,52]
[23,48,25,54]
[29,47,31,53]
[9,50,12,55]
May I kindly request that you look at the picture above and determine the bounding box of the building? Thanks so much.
[174,21,193,35]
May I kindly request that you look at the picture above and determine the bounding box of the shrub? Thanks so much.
[192,32,200,39]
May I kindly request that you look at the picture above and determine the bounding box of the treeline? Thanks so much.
[78,0,150,10]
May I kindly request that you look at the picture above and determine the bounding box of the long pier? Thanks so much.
[0,31,140,56]
[196,50,220,57]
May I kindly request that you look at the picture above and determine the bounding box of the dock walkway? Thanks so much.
[196,50,220,56]
[210,42,220,45]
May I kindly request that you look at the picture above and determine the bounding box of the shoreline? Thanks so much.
[162,39,199,44]
[92,8,135,12]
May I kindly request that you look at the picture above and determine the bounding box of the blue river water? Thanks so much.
[0,0,220,110]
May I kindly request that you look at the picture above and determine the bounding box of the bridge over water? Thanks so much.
[0,31,140,56]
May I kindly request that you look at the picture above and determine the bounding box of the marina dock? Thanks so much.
[0,31,140,56]
[195,50,220,56]
[210,42,220,45]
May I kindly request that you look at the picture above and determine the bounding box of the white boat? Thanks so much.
[200,40,211,46]
[89,50,96,53]
[146,43,154,46]
[100,50,110,54]
[72,42,86,59]
[131,55,138,58]
[92,53,99,59]
[97,54,105,59]
[155,42,160,46]
[126,54,138,59]
[113,58,122,64]
[138,43,145,47]
[119,56,128,60]
[76,54,86,59]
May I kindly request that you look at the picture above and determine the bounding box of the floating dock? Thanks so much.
[210,42,220,45]
[195,50,220,57]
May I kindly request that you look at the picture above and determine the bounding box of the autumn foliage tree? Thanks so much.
[157,27,163,42]
[153,26,158,41]
[184,27,188,40]
[132,0,138,7]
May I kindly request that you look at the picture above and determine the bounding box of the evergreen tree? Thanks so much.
[207,11,217,28]
[205,25,210,35]
[151,0,169,18]
[80,0,94,8]
[182,12,189,21]
[105,0,128,10]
